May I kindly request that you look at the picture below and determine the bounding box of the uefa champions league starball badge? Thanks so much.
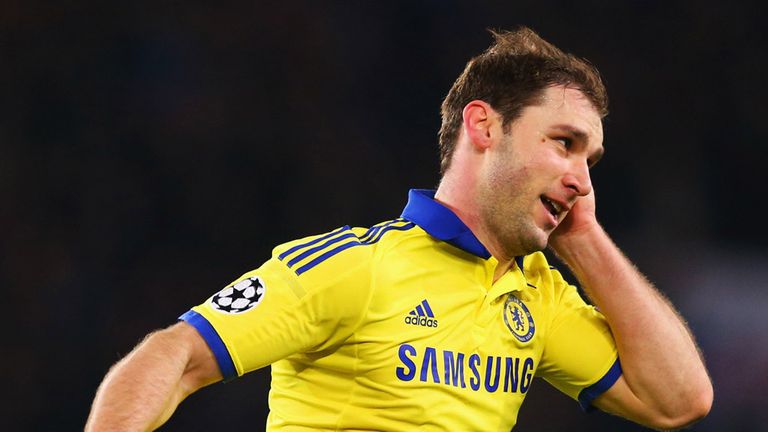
[210,276,266,314]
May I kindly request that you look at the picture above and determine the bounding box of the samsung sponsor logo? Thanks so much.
[395,343,534,393]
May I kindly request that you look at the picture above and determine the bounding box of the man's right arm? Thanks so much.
[85,321,222,431]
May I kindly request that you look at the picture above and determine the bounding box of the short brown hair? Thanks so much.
[438,27,608,174]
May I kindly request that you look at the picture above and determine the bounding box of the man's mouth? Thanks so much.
[541,196,563,219]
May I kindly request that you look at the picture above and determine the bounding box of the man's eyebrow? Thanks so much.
[550,124,589,142]
[551,124,604,165]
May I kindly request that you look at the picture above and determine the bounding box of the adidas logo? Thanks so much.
[404,299,439,328]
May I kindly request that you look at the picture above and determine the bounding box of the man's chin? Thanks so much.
[495,224,549,257]
[517,231,549,256]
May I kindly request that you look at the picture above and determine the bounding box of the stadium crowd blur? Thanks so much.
[3,1,766,430]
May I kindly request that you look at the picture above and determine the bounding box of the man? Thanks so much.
[86,27,712,431]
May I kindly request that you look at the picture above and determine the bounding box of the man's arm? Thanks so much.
[550,193,713,430]
[85,321,222,431]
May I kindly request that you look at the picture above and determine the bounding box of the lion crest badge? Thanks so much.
[503,294,535,342]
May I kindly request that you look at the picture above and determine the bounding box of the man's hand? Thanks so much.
[549,189,599,252]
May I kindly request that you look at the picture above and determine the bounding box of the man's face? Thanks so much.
[476,85,604,258]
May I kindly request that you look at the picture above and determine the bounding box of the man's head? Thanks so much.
[434,28,608,260]
[438,27,608,175]
[470,85,604,259]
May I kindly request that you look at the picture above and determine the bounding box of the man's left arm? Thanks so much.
[550,193,713,430]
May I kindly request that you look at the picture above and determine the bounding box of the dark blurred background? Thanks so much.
[2,1,766,430]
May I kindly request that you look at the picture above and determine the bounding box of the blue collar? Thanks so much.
[400,189,526,271]
[400,189,492,259]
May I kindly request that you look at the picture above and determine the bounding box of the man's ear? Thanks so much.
[461,100,499,151]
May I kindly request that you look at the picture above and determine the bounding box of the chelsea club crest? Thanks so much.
[504,294,535,342]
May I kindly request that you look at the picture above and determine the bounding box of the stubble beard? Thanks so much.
[481,191,548,259]
[477,141,549,259]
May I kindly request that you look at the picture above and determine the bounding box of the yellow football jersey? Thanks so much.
[181,189,620,430]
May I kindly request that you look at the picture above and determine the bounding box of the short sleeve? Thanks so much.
[536,267,621,410]
[180,227,373,380]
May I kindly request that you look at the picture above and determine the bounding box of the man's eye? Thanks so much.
[556,138,572,149]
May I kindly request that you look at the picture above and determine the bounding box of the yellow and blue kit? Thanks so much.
[181,189,621,430]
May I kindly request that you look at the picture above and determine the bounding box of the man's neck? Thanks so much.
[435,181,516,281]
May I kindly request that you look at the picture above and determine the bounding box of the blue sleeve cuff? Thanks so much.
[578,358,622,411]
[179,310,238,382]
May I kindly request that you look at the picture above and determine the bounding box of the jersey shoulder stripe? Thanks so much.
[278,226,350,261]
[294,240,361,275]
[278,226,362,275]
[276,219,416,276]
[359,217,416,244]
[285,230,359,269]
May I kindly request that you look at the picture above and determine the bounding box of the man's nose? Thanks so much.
[563,159,592,196]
